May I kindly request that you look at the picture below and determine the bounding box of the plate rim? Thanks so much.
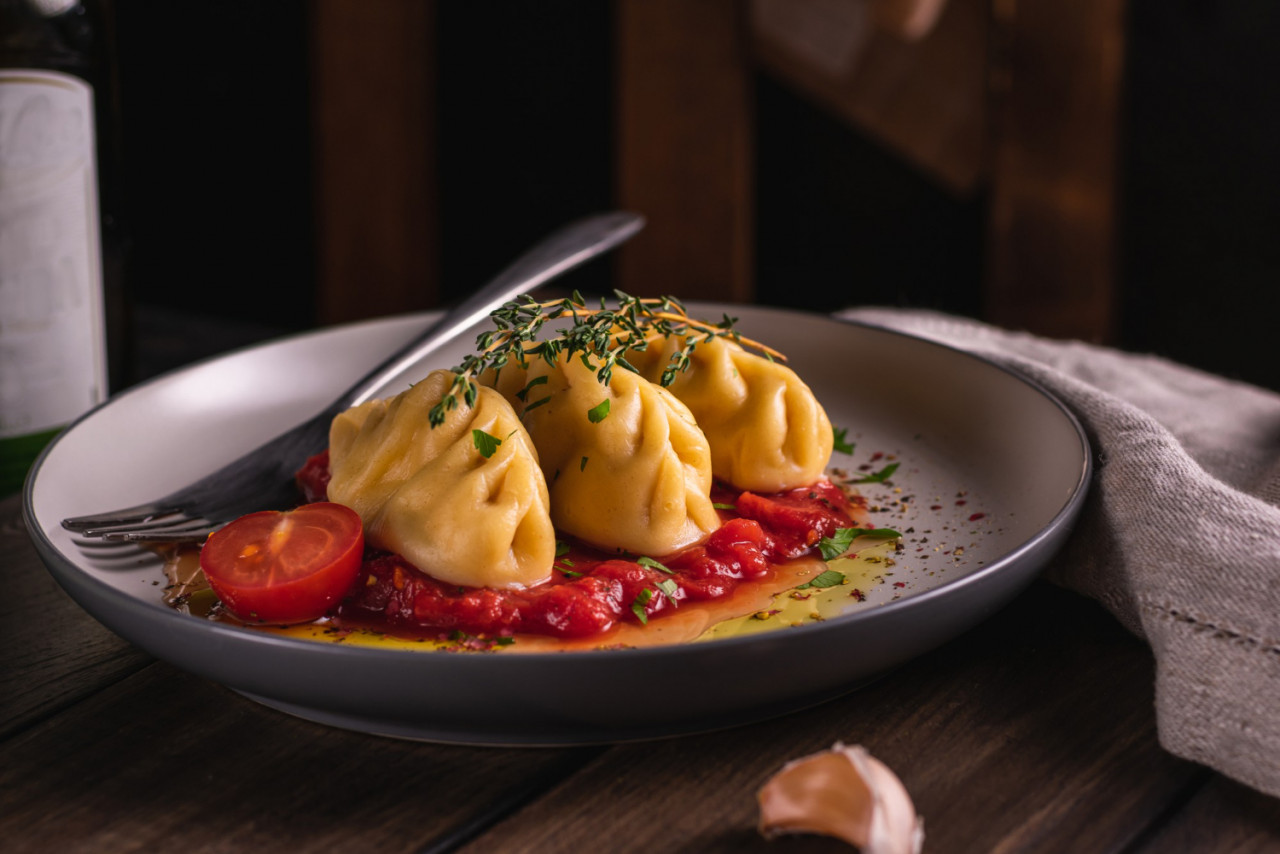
[23,305,1092,667]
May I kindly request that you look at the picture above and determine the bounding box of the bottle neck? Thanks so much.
[0,0,91,76]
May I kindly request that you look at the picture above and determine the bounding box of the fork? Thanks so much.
[61,211,645,544]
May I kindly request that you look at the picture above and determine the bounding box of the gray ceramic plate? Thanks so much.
[25,304,1090,745]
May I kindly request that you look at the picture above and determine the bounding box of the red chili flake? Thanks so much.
[870,451,884,461]
[893,581,906,588]
[969,512,986,522]
[930,504,943,510]
[849,589,866,602]
[955,499,967,506]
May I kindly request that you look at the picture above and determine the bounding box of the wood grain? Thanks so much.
[750,0,988,194]
[0,662,598,854]
[984,0,1125,342]
[310,0,438,325]
[1134,775,1280,853]
[0,497,151,739]
[615,0,754,303]
[456,584,1200,853]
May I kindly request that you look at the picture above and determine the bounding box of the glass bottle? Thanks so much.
[0,0,126,495]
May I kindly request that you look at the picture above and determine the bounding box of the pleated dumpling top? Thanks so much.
[486,354,721,557]
[327,370,555,589]
[630,335,833,493]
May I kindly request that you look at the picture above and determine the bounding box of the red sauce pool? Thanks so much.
[297,451,868,642]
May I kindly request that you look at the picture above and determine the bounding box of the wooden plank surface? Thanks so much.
[0,661,598,854]
[1135,776,1280,853]
[615,0,754,303]
[0,496,151,739]
[456,584,1200,853]
[7,495,1280,852]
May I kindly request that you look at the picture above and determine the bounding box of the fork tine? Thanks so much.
[62,502,185,531]
[103,524,216,544]
[79,513,204,539]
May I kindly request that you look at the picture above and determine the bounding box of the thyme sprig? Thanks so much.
[430,290,785,427]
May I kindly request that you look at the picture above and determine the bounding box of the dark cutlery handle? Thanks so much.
[331,211,645,412]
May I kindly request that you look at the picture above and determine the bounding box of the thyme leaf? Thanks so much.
[428,292,785,428]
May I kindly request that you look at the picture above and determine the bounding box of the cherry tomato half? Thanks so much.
[200,502,364,624]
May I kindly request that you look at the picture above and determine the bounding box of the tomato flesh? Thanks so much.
[200,502,364,624]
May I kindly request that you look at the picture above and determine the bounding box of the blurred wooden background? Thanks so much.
[112,0,1280,390]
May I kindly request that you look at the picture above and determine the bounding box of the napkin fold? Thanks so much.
[838,307,1280,798]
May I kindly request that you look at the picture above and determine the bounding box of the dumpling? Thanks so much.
[326,369,555,589]
[629,335,834,492]
[486,355,720,556]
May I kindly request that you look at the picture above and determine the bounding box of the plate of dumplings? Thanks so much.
[25,303,1090,744]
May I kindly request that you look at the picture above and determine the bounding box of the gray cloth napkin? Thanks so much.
[838,307,1280,798]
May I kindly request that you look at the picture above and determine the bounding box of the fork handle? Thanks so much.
[330,211,645,413]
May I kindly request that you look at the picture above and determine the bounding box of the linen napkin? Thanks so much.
[838,307,1280,798]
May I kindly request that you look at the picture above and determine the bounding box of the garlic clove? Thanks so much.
[757,742,924,854]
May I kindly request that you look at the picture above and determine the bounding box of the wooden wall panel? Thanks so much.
[310,0,437,325]
[751,0,988,194]
[615,0,754,303]
[985,0,1125,341]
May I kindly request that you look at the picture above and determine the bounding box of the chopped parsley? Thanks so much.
[849,462,899,484]
[587,398,611,423]
[637,556,673,574]
[471,429,502,459]
[833,427,855,455]
[819,526,903,560]
[797,569,847,589]
[631,588,654,624]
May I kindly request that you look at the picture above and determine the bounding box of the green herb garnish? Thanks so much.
[631,588,654,624]
[833,427,855,455]
[850,462,899,484]
[637,556,673,574]
[797,569,847,589]
[515,374,548,402]
[656,578,679,602]
[471,429,501,459]
[818,527,903,560]
[587,398,610,423]
[428,292,783,427]
[712,502,736,511]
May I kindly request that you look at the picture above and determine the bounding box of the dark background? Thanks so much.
[110,0,1280,390]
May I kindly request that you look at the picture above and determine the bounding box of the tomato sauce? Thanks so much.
[297,451,869,641]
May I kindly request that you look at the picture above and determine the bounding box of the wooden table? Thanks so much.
[3,492,1277,852]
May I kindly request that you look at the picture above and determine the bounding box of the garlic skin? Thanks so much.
[757,743,924,854]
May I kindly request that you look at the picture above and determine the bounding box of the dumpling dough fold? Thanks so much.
[630,335,834,492]
[327,370,555,589]
[486,355,720,556]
